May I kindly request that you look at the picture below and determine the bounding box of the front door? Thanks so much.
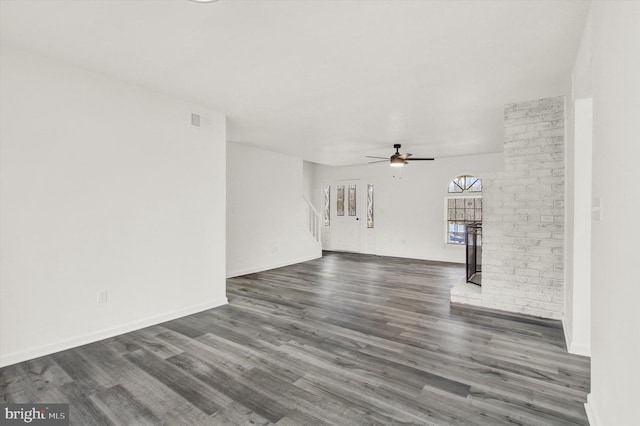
[332,179,362,252]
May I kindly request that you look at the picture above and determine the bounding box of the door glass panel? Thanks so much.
[337,185,345,216]
[348,184,357,216]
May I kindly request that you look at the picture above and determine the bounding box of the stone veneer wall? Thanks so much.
[452,96,565,319]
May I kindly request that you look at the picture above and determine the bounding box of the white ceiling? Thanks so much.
[0,0,590,166]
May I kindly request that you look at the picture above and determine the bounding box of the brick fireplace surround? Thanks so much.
[452,96,565,320]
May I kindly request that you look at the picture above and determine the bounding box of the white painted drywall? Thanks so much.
[226,143,322,277]
[313,153,503,263]
[564,3,594,357]
[582,2,640,425]
[303,160,319,210]
[565,98,592,356]
[564,98,576,345]
[571,98,592,356]
[0,47,227,367]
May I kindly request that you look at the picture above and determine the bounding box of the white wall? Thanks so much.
[0,47,227,367]
[583,2,640,425]
[564,98,592,356]
[564,3,594,357]
[564,95,576,344]
[226,143,321,277]
[302,160,319,210]
[314,153,503,263]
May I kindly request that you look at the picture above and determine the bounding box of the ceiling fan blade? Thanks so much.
[407,157,435,161]
[368,159,388,164]
[365,155,389,159]
[399,153,412,160]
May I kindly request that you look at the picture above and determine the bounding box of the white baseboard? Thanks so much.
[0,297,228,368]
[226,253,321,278]
[562,317,573,352]
[568,342,591,357]
[562,317,591,356]
[320,247,465,265]
[585,393,602,426]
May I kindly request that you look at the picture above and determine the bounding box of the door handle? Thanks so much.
[356,218,360,221]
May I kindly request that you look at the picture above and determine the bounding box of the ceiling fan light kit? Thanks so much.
[390,157,406,167]
[366,144,434,167]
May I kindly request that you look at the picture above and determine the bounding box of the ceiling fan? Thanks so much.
[366,144,435,167]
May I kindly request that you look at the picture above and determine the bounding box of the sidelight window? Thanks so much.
[323,185,330,226]
[366,184,374,228]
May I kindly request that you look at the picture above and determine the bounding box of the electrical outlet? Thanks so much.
[97,289,108,304]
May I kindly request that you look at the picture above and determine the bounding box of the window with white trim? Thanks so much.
[446,175,482,245]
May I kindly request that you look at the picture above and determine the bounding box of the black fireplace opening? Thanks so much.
[466,222,482,286]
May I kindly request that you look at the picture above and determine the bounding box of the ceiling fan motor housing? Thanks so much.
[365,144,434,166]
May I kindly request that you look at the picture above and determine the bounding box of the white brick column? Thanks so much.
[452,96,565,319]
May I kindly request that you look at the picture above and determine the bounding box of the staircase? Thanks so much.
[304,197,322,246]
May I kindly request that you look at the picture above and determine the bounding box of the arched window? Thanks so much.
[448,175,482,193]
[446,175,482,244]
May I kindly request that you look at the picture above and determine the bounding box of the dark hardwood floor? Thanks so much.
[1,252,590,425]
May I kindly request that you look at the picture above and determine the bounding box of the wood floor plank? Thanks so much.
[89,384,161,426]
[58,382,114,426]
[123,349,223,415]
[165,352,290,423]
[50,350,116,394]
[208,400,273,426]
[275,409,331,426]
[160,401,218,426]
[0,252,590,425]
[76,340,201,421]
